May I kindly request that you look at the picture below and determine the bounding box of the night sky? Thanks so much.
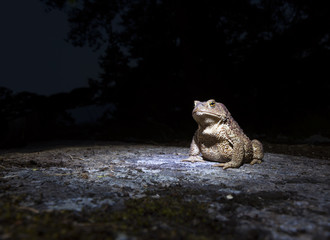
[0,0,101,95]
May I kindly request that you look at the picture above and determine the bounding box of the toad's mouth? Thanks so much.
[193,110,221,119]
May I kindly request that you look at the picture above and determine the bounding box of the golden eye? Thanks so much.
[209,100,215,107]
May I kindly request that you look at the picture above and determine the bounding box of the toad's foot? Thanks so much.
[182,156,205,163]
[213,161,241,170]
[250,159,262,165]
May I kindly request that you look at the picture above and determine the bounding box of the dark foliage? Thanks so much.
[0,87,97,147]
[2,0,330,147]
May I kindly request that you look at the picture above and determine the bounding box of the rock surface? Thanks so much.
[0,143,329,239]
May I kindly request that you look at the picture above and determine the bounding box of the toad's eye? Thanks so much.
[209,101,215,107]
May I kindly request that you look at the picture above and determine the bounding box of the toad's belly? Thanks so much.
[200,142,233,162]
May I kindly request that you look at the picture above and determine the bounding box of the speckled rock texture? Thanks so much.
[0,143,329,239]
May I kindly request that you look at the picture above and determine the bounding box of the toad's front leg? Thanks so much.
[213,142,244,169]
[182,155,205,163]
[182,133,206,163]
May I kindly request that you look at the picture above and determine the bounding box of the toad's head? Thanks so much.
[192,99,230,126]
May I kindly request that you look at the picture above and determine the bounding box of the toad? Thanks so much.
[183,99,264,169]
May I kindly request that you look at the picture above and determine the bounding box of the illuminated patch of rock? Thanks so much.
[0,143,329,239]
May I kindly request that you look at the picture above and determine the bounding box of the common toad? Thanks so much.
[183,99,263,169]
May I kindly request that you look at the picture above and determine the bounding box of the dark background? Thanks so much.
[1,0,330,148]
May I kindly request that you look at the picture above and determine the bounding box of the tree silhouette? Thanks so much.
[40,0,330,139]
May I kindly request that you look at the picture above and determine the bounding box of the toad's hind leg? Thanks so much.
[214,142,244,169]
[250,139,264,165]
